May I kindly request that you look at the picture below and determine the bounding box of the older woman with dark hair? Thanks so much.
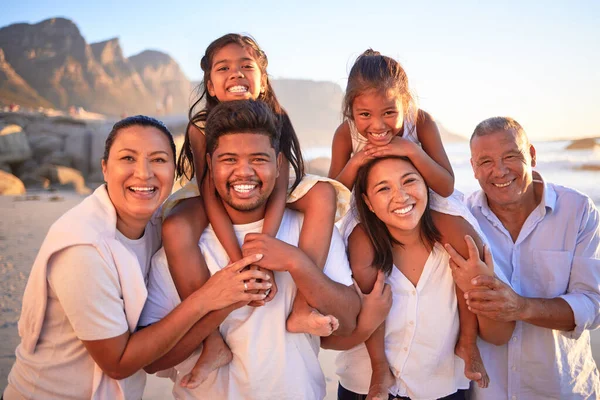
[329,156,515,400]
[3,116,271,400]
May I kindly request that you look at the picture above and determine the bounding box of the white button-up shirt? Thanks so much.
[466,177,600,399]
[336,243,470,399]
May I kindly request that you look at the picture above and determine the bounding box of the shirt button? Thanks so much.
[403,347,408,351]
[511,396,517,400]
[512,336,518,341]
[412,290,416,295]
[511,365,517,371]
[409,321,414,325]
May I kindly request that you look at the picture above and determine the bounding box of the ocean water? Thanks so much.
[304,140,600,207]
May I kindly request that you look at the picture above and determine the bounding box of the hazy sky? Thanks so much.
[2,0,599,140]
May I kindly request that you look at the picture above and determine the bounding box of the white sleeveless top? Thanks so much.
[336,243,470,398]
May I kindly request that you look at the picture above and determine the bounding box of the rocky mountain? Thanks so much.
[272,79,344,147]
[90,38,155,114]
[0,18,190,116]
[129,50,191,115]
[0,48,53,108]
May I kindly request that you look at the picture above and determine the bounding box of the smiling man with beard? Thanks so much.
[460,117,600,399]
[140,99,360,400]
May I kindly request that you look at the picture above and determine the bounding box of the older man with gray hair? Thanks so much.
[460,117,600,399]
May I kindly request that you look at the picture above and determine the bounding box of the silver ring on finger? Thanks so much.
[244,282,248,291]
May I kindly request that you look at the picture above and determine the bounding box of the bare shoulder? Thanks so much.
[329,121,354,178]
[333,120,352,143]
[415,109,438,131]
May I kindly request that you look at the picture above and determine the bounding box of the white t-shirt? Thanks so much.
[336,243,470,399]
[141,209,353,400]
[5,228,159,400]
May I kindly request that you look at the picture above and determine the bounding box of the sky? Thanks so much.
[1,0,599,140]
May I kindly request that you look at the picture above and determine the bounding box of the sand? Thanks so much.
[1,191,598,399]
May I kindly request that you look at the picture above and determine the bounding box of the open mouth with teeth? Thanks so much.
[128,186,157,197]
[392,204,414,215]
[227,85,249,94]
[368,131,392,143]
[232,184,256,193]
[228,182,261,198]
[493,179,514,188]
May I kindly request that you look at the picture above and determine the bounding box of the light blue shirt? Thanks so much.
[466,176,600,400]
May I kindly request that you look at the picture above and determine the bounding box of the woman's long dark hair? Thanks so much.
[177,34,304,190]
[354,156,441,275]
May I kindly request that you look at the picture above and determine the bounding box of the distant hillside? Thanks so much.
[0,18,190,116]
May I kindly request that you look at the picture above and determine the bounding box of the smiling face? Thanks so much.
[362,158,428,239]
[102,125,175,237]
[352,89,404,146]
[208,133,280,224]
[207,43,265,102]
[470,129,536,210]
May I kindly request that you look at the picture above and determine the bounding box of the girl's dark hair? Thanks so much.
[354,156,440,275]
[204,100,280,155]
[343,49,416,131]
[103,115,176,165]
[177,33,304,190]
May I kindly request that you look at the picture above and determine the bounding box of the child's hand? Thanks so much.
[356,271,392,332]
[349,148,375,169]
[364,136,417,159]
[242,233,306,272]
[444,236,494,292]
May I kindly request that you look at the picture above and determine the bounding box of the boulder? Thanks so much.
[45,151,73,168]
[0,124,32,163]
[28,134,63,161]
[0,162,11,173]
[576,163,600,171]
[34,164,91,194]
[565,138,599,150]
[64,129,92,176]
[89,126,110,177]
[11,158,39,179]
[0,114,28,129]
[0,170,26,195]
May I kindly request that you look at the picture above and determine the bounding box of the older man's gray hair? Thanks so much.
[470,117,528,145]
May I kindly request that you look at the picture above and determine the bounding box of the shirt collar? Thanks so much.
[536,173,556,212]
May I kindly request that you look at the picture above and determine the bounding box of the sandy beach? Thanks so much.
[1,190,599,399]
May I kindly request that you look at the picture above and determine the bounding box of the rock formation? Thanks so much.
[0,49,53,108]
[129,50,192,115]
[566,138,599,150]
[0,169,25,195]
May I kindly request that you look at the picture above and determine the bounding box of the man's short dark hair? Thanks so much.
[205,100,281,155]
